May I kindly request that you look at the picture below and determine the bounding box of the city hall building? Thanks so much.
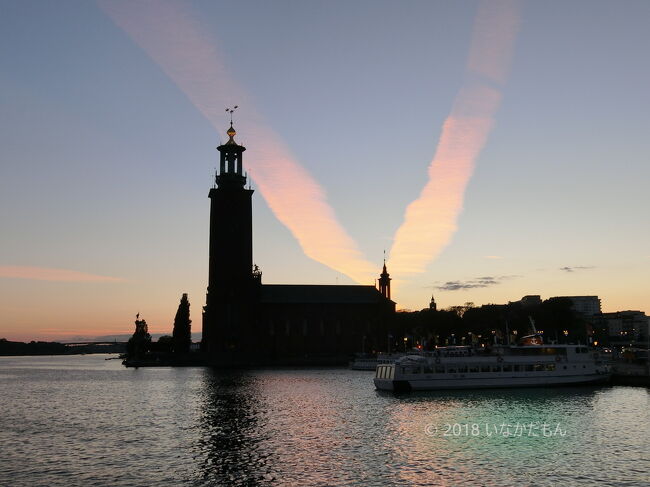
[201,124,395,365]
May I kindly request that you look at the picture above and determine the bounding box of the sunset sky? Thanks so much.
[1,0,649,341]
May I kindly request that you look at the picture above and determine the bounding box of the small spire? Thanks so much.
[225,106,239,144]
[378,257,391,299]
[381,250,389,275]
[429,294,437,311]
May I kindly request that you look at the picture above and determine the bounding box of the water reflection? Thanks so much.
[197,370,275,486]
[1,357,647,486]
[381,386,647,486]
[194,369,649,486]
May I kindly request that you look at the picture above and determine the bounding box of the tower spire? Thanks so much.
[225,105,238,125]
[378,253,391,300]
[216,106,246,188]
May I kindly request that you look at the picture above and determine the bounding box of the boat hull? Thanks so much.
[374,373,611,392]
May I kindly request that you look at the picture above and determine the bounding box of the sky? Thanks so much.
[1,0,649,341]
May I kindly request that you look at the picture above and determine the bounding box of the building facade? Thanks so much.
[557,296,602,316]
[599,311,649,342]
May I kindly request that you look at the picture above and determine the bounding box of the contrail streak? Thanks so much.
[98,0,378,284]
[389,0,520,284]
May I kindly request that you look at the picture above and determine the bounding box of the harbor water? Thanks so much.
[0,355,648,486]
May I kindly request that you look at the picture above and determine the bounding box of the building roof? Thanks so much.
[260,284,389,304]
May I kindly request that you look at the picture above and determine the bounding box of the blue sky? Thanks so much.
[1,0,648,340]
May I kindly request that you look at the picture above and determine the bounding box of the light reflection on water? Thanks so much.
[0,355,648,486]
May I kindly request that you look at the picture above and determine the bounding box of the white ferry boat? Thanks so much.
[374,336,610,392]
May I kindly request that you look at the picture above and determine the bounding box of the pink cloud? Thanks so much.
[0,266,124,282]
[389,0,520,284]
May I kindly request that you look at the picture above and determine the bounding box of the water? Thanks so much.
[0,355,648,487]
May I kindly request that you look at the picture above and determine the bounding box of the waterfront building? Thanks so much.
[554,296,602,316]
[202,124,395,364]
[599,310,649,342]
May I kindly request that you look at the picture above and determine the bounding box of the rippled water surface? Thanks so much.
[1,355,648,486]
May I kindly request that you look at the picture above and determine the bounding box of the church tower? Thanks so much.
[378,260,391,300]
[202,122,256,357]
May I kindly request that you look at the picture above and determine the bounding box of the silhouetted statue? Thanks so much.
[126,314,151,358]
[172,293,192,354]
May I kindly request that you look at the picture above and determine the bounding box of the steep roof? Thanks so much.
[260,284,389,304]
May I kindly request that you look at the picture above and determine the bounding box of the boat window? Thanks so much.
[491,366,501,372]
[376,366,382,379]
[525,365,534,372]
[534,364,544,371]
[545,364,556,371]
[469,366,479,373]
[447,367,457,373]
[481,365,491,372]
[435,366,445,373]
[514,365,522,372]
[563,365,567,370]
[502,365,513,372]
[457,366,468,373]
[512,348,566,356]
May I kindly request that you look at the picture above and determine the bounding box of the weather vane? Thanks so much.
[225,105,239,124]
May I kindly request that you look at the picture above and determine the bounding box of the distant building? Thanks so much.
[519,295,542,307]
[552,296,602,316]
[201,123,395,364]
[600,311,649,341]
[429,295,437,311]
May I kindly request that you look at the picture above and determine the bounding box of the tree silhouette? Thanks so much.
[172,293,192,354]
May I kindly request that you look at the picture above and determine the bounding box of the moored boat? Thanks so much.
[374,339,610,392]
